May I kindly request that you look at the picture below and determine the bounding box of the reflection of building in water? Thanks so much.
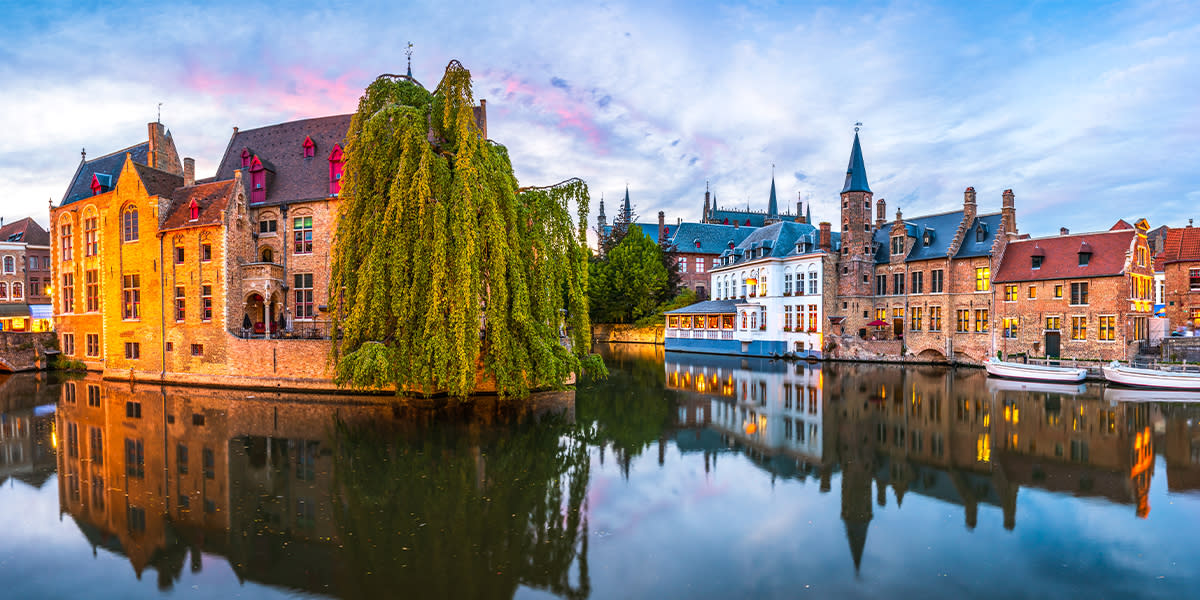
[55,376,586,597]
[0,375,57,488]
[1157,404,1200,494]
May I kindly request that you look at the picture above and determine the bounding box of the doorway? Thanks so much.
[893,319,903,339]
[1045,331,1061,359]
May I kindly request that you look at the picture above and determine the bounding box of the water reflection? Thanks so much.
[53,376,588,598]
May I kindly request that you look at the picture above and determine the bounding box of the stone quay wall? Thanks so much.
[592,324,664,345]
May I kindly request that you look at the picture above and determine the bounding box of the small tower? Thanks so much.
[766,172,780,223]
[1001,189,1017,235]
[837,125,875,311]
[620,185,633,225]
[703,181,711,223]
[597,195,607,232]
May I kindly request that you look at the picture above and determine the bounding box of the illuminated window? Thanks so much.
[929,306,942,331]
[1098,315,1116,341]
[1054,284,1063,299]
[1071,316,1087,340]
[1004,285,1017,302]
[809,304,817,331]
[1191,269,1200,292]
[1002,317,1018,339]
[974,267,990,292]
[1046,316,1061,331]
[876,308,886,321]
[910,307,923,331]
[974,309,989,333]
[1028,285,1037,299]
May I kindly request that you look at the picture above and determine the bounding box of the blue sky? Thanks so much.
[1,0,1197,237]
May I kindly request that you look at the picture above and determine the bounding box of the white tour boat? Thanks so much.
[984,358,1087,383]
[1101,362,1200,391]
[1102,386,1200,403]
[986,378,1087,396]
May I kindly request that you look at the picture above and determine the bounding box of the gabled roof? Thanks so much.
[215,114,353,204]
[723,221,836,265]
[993,230,1135,283]
[0,217,49,246]
[1158,226,1200,265]
[1110,219,1134,231]
[161,180,237,231]
[60,142,150,206]
[872,210,1001,264]
[668,222,758,254]
[665,299,739,315]
[132,162,183,199]
[955,213,1003,258]
[842,132,870,194]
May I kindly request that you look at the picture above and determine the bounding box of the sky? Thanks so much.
[1,0,1197,237]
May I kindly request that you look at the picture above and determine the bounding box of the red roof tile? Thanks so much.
[161,180,236,231]
[0,217,49,246]
[1110,219,1134,230]
[1159,226,1200,265]
[995,230,1135,283]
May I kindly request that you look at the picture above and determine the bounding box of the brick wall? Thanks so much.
[1163,262,1200,330]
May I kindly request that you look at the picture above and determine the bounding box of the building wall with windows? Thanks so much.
[1158,225,1200,332]
[992,222,1153,361]
[0,218,53,332]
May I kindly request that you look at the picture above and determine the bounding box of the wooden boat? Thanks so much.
[1103,386,1200,403]
[1101,361,1200,391]
[986,378,1087,396]
[984,358,1087,383]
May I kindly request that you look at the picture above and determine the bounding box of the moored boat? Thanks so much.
[1103,386,1200,403]
[986,378,1087,396]
[984,358,1087,383]
[1101,361,1200,391]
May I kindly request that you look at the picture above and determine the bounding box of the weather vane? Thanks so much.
[406,41,413,69]
[157,102,163,124]
[855,121,862,132]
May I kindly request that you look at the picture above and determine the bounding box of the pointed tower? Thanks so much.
[836,126,876,332]
[703,181,711,224]
[597,195,607,232]
[621,185,633,224]
[766,175,779,223]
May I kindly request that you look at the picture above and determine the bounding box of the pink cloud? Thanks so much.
[484,70,611,153]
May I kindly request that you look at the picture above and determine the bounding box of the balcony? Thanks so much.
[241,261,285,284]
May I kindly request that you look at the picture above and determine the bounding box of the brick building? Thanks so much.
[0,218,52,332]
[992,220,1154,361]
[1156,223,1200,332]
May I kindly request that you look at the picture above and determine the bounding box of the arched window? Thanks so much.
[249,156,267,204]
[122,205,139,242]
[83,208,99,256]
[808,269,819,295]
[0,282,7,299]
[12,282,23,300]
[302,135,316,158]
[240,148,252,168]
[260,247,274,263]
[741,311,747,329]
[328,144,344,195]
[188,199,199,221]
[2,256,13,274]
[751,313,757,329]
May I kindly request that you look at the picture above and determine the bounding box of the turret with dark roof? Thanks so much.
[842,132,871,194]
[767,177,778,219]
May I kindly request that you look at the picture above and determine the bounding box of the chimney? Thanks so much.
[1060,227,1070,236]
[819,221,832,250]
[734,220,739,230]
[797,198,806,224]
[183,157,195,187]
[658,210,666,242]
[1001,189,1016,234]
[963,186,977,223]
[876,198,886,228]
[147,122,182,175]
[476,99,488,138]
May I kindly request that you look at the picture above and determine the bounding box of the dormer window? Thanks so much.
[90,176,101,196]
[303,136,316,158]
[240,148,251,168]
[923,231,933,246]
[890,236,905,256]
[1032,255,1043,269]
[188,199,199,221]
[328,144,344,196]
[89,173,111,195]
[249,156,267,204]
[975,224,987,242]
[1078,252,1091,267]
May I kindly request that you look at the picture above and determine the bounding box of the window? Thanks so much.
[808,304,818,331]
[784,272,793,295]
[122,206,138,242]
[295,273,314,319]
[679,257,688,273]
[175,286,185,321]
[177,444,189,474]
[329,144,344,195]
[62,273,75,313]
[128,506,146,533]
[293,216,313,253]
[1004,285,1017,302]
[201,244,212,262]
[974,267,990,292]
[1032,255,1043,269]
[12,282,21,300]
[1071,316,1087,340]
[1137,246,1148,267]
[124,342,140,359]
[1054,284,1063,299]
[89,427,103,464]
[1192,308,1200,326]
[175,246,185,264]
[62,333,75,356]
[930,306,942,331]
[126,401,142,418]
[125,439,144,478]
[86,333,99,357]
[808,271,818,295]
[1191,269,1200,292]
[189,199,199,221]
[974,309,989,333]
[2,256,13,273]
[911,271,923,294]
[892,307,904,321]
[83,270,98,311]
[240,148,251,168]
[30,281,40,297]
[259,219,278,234]
[696,261,704,274]
[191,344,204,356]
[1002,317,1019,339]
[1046,316,1061,331]
[250,157,267,204]
[1078,252,1091,267]
[60,223,73,261]
[876,308,887,321]
[29,256,38,270]
[203,448,215,479]
[122,275,140,319]
[165,342,173,352]
[893,273,905,295]
[910,307,923,331]
[1131,316,1148,342]
[785,305,793,330]
[202,285,213,321]
[876,275,887,295]
[890,236,905,256]
[1028,285,1037,299]
[1098,316,1116,341]
[1070,282,1088,306]
[87,385,100,407]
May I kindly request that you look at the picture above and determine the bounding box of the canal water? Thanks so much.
[1,342,1199,599]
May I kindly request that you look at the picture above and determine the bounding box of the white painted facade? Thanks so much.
[708,251,827,354]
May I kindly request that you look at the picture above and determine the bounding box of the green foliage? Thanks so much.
[56,358,87,372]
[588,224,670,324]
[330,61,604,398]
[633,289,698,328]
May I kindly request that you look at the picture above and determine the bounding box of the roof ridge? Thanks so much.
[1011,229,1134,242]
[231,113,355,135]
[83,141,150,164]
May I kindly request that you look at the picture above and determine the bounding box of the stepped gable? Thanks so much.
[160,179,238,231]
[216,114,353,204]
[60,142,150,206]
[1158,226,1200,265]
[0,217,49,246]
[955,213,1004,258]
[993,229,1136,283]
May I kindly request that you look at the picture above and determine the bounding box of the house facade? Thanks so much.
[1157,224,1200,332]
[991,220,1154,361]
[0,218,52,332]
[665,220,838,358]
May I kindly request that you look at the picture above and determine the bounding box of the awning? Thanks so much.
[0,304,30,318]
[30,304,52,319]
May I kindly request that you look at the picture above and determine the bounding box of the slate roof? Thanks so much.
[872,210,1001,264]
[215,114,353,204]
[60,142,150,206]
[722,221,840,265]
[132,163,183,199]
[665,299,739,314]
[709,209,771,227]
[993,230,1135,283]
[0,217,49,246]
[603,221,661,241]
[1158,226,1200,265]
[161,180,237,231]
[668,222,758,254]
[842,132,870,194]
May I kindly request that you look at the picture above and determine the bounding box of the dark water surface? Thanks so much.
[2,343,1200,599]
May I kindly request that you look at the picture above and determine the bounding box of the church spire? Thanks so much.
[842,125,871,194]
[767,173,778,218]
[622,185,632,223]
[405,42,414,78]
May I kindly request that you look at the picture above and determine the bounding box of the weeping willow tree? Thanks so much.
[330,60,605,398]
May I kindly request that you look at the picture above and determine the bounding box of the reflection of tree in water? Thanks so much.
[576,344,675,476]
[332,405,590,599]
